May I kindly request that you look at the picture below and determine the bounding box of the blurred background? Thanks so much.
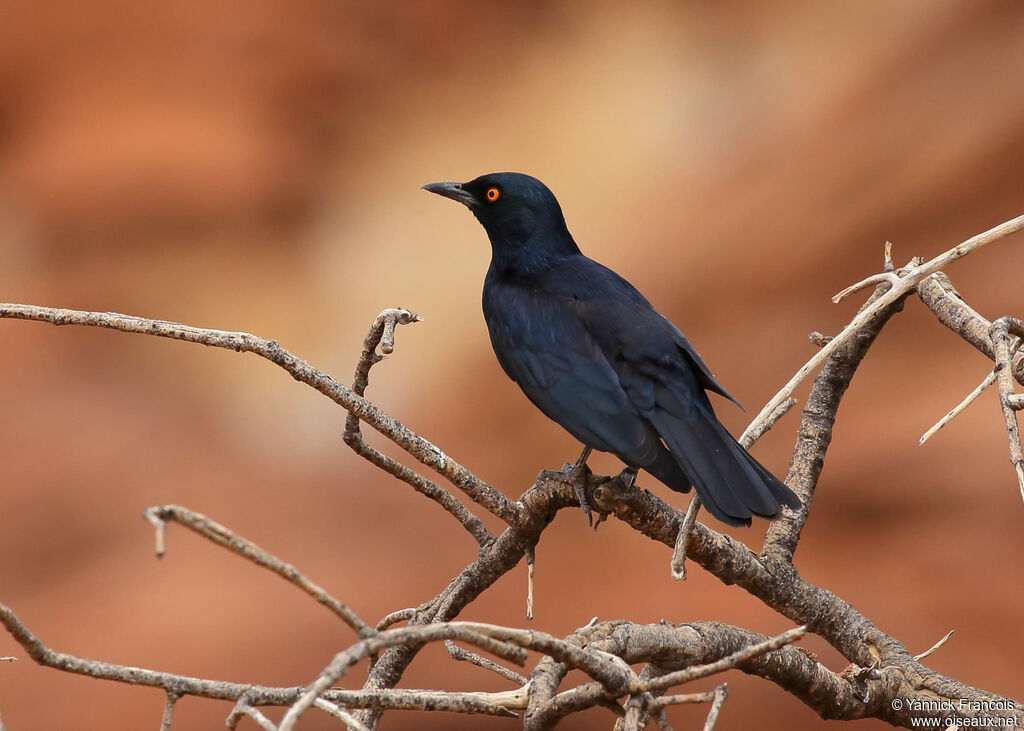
[1,1,1023,728]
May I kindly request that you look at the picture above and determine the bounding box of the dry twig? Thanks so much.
[747,213,1024,447]
[143,504,373,637]
[919,370,997,445]
[0,303,525,527]
[446,640,530,685]
[914,630,955,662]
[342,308,495,546]
[702,683,729,730]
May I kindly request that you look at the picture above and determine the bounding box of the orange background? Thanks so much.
[1,2,1023,729]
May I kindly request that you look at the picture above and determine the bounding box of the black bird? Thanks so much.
[423,173,799,526]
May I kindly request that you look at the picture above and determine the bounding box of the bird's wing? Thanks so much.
[548,256,741,407]
[484,282,662,462]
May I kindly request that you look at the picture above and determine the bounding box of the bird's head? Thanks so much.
[423,173,576,258]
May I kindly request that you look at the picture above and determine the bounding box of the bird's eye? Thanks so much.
[486,187,500,202]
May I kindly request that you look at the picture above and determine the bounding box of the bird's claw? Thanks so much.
[574,481,594,527]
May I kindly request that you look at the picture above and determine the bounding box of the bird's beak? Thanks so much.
[422,181,476,207]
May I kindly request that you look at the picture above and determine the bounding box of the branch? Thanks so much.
[0,601,521,718]
[0,303,525,527]
[143,504,374,638]
[446,640,530,685]
[745,213,1024,442]
[763,267,913,562]
[919,368,996,444]
[635,625,808,693]
[917,273,1024,386]
[342,308,494,547]
[280,620,632,729]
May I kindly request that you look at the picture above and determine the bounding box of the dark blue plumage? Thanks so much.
[423,172,799,526]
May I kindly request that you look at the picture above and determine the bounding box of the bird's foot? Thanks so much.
[537,457,597,526]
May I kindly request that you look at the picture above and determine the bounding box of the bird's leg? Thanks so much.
[567,446,595,525]
[537,446,596,525]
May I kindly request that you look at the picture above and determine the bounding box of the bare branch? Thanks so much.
[914,630,955,662]
[637,626,807,694]
[446,641,530,685]
[763,268,912,563]
[670,495,701,581]
[738,396,799,448]
[0,303,525,526]
[919,369,997,445]
[917,273,1024,386]
[649,689,717,708]
[832,272,896,303]
[525,545,536,620]
[375,607,418,631]
[701,684,729,731]
[312,699,374,730]
[747,213,1024,446]
[282,620,630,730]
[159,691,180,731]
[143,505,373,637]
[0,601,526,720]
[343,308,494,547]
[227,692,276,731]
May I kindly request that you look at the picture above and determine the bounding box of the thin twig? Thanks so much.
[832,273,896,303]
[670,495,701,581]
[342,308,494,547]
[746,213,1024,447]
[915,630,955,661]
[0,303,525,527]
[280,621,629,730]
[0,601,523,718]
[227,693,276,731]
[650,690,717,708]
[159,691,180,731]
[143,505,373,638]
[313,699,372,731]
[621,695,644,731]
[762,255,914,563]
[917,273,1024,387]
[919,370,997,445]
[375,607,417,631]
[526,545,536,620]
[702,684,729,731]
[446,641,530,685]
[636,626,806,693]
[740,396,799,448]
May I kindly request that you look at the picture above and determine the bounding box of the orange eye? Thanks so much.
[486,187,500,202]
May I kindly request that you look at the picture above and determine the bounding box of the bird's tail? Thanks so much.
[647,407,800,527]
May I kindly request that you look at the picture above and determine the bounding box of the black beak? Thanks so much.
[422,181,476,207]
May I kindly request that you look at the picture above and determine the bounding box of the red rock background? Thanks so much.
[1,1,1023,729]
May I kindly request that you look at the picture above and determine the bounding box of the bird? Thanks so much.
[423,172,799,527]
